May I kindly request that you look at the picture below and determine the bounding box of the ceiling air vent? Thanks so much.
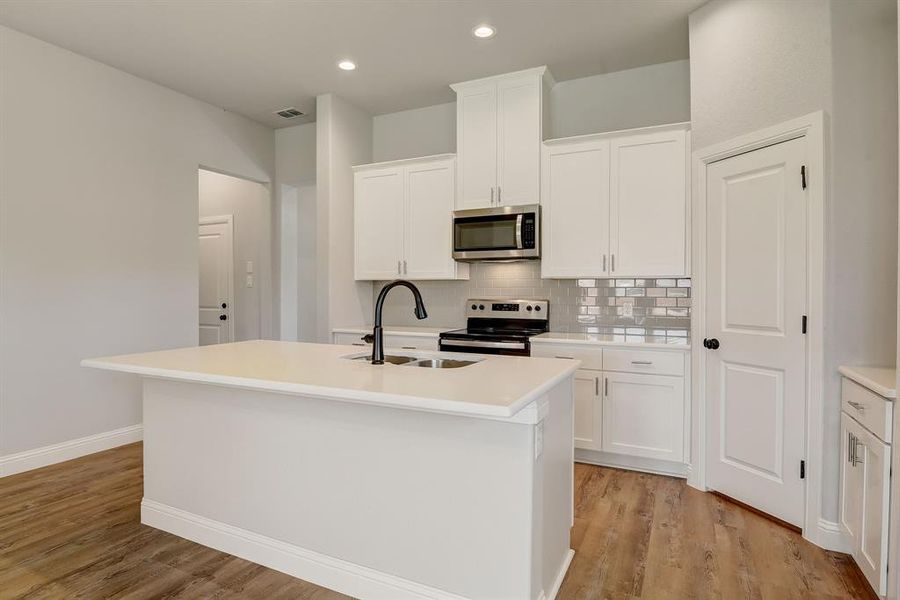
[275,108,304,119]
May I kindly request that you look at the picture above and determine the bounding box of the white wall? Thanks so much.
[689,0,834,150]
[550,60,691,138]
[372,102,456,163]
[689,0,898,526]
[0,26,274,456]
[370,61,692,162]
[275,123,317,341]
[315,94,373,340]
[199,169,273,342]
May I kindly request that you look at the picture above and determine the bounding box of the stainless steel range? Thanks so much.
[439,299,549,356]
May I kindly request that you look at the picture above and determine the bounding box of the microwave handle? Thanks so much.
[515,214,523,249]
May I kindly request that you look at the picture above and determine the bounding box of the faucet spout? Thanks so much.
[371,280,428,365]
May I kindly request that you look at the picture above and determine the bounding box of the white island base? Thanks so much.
[86,342,576,600]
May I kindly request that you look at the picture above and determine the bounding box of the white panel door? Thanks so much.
[574,370,602,450]
[602,372,684,461]
[497,75,541,206]
[455,82,497,210]
[855,422,891,595]
[541,140,610,278]
[705,137,808,527]
[354,167,404,280]
[404,159,456,279]
[840,413,863,553]
[609,129,687,277]
[198,218,233,345]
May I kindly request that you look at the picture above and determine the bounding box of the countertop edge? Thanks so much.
[81,357,580,420]
[530,336,691,351]
[332,326,449,338]
[838,365,897,399]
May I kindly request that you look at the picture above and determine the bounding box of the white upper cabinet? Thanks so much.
[451,67,553,210]
[542,138,611,277]
[354,155,468,281]
[541,123,690,279]
[609,128,688,277]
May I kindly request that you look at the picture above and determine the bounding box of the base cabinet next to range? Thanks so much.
[532,342,689,475]
[332,331,439,352]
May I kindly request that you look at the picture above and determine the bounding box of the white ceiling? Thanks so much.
[0,0,705,128]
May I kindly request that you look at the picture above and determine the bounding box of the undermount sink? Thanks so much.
[348,354,417,365]
[403,358,478,369]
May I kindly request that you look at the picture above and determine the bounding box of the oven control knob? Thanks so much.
[526,305,533,311]
[534,306,542,312]
[478,304,485,310]
[471,304,478,310]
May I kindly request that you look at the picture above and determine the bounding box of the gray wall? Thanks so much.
[689,0,898,525]
[199,169,273,342]
[371,60,692,162]
[0,25,274,456]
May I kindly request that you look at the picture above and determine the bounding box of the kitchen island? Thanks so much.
[83,340,578,600]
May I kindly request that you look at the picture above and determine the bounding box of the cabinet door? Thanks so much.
[354,167,404,280]
[839,413,863,556]
[497,74,541,206]
[574,370,602,451]
[602,372,684,462]
[455,82,497,210]
[855,422,891,596]
[404,159,458,279]
[541,140,610,278]
[383,335,439,351]
[333,332,368,347]
[609,128,688,277]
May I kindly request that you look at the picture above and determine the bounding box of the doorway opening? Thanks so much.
[198,169,272,345]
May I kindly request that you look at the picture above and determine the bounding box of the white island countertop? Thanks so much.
[82,340,579,419]
[838,365,897,399]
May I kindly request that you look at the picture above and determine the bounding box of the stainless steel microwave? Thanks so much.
[452,204,540,261]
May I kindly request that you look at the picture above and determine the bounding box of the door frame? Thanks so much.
[199,214,235,344]
[689,112,834,550]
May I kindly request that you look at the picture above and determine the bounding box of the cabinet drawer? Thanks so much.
[602,348,684,376]
[531,343,603,371]
[842,378,893,443]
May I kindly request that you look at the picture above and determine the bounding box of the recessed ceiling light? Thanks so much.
[337,60,357,71]
[472,24,496,39]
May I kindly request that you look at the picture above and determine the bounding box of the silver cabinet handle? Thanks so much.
[595,377,599,395]
[611,254,616,272]
[498,186,502,205]
[490,187,495,205]
[604,377,609,396]
[555,356,575,359]
[853,436,864,466]
[631,360,653,365]
[401,346,416,350]
[403,260,407,274]
[847,400,865,411]
[603,255,607,272]
[397,260,401,275]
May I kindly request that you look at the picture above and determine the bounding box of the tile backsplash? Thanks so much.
[375,261,690,333]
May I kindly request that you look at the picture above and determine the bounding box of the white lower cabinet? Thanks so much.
[532,342,688,473]
[574,370,602,450]
[601,371,684,462]
[840,405,892,597]
[332,331,439,351]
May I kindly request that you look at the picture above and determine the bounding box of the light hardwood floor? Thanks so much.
[0,444,873,599]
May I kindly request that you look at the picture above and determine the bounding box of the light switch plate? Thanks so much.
[245,261,254,273]
[245,275,254,288]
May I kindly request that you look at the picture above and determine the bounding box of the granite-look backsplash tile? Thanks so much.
[375,261,690,333]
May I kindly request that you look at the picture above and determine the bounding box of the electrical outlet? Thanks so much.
[245,275,254,288]
[623,297,634,318]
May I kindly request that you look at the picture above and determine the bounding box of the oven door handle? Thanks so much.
[515,214,523,249]
[441,339,527,350]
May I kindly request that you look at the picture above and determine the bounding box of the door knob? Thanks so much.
[703,338,720,350]
[221,302,227,309]
[219,314,227,321]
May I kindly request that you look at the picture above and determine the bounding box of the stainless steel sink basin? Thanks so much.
[403,358,478,369]
[348,354,418,365]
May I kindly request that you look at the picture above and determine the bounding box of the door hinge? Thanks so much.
[800,460,806,479]
[801,315,808,334]
[801,165,807,190]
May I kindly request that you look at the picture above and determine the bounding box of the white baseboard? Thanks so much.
[0,424,143,478]
[804,518,850,554]
[142,499,473,600]
[575,449,688,479]
[540,549,575,600]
